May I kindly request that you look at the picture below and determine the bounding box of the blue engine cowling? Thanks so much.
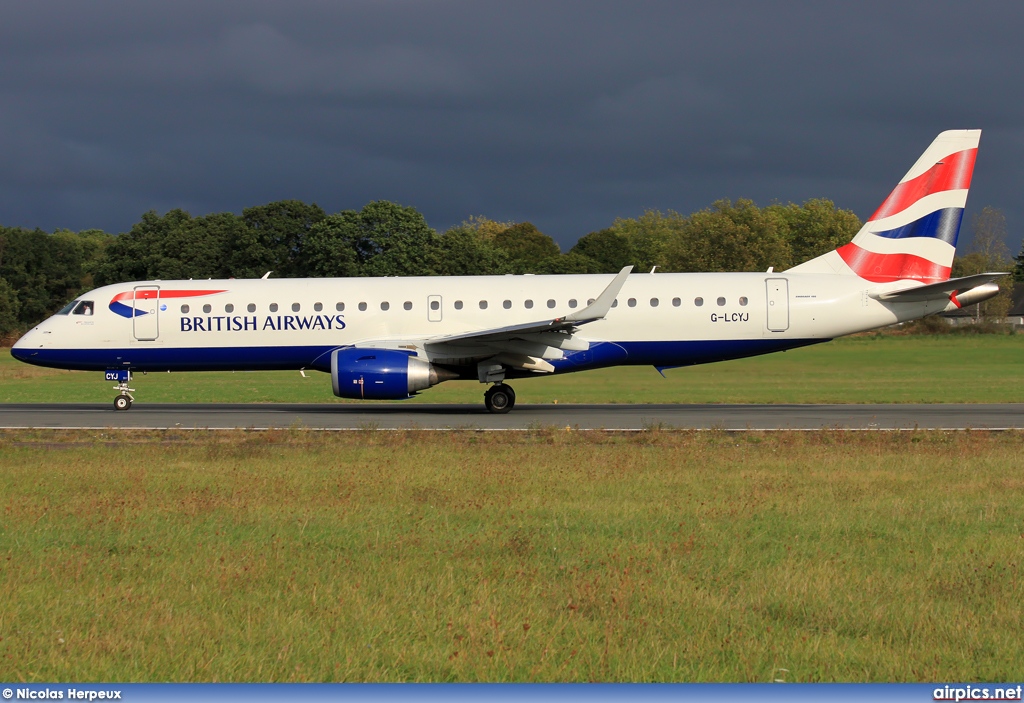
[331,348,442,400]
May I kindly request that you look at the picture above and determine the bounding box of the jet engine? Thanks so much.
[331,348,452,400]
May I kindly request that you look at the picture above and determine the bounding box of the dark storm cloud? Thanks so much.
[0,0,1021,252]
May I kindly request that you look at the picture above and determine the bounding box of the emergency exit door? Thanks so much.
[133,285,160,340]
[765,278,789,332]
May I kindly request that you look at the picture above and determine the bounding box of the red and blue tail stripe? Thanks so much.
[867,148,976,222]
[834,130,980,283]
[834,247,951,285]
[108,289,227,318]
[869,207,964,245]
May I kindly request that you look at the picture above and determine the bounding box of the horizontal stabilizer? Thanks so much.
[870,272,1007,302]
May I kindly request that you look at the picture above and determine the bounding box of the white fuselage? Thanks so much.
[12,271,937,376]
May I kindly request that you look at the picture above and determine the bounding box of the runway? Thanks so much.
[0,402,1021,430]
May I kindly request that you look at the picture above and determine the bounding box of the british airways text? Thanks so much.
[180,315,347,332]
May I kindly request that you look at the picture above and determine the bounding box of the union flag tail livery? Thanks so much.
[789,129,980,283]
[12,129,1007,413]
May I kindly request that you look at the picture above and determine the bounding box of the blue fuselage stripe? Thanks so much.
[11,338,828,375]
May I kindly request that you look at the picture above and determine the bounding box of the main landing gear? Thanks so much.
[484,383,516,414]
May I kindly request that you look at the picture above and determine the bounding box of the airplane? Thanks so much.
[11,130,1005,413]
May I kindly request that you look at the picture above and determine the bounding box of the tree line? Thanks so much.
[1,198,1021,338]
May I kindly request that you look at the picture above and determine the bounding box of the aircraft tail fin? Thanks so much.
[787,130,980,283]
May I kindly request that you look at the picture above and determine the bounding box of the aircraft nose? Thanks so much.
[11,329,39,362]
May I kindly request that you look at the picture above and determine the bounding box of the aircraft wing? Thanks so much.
[869,272,1008,302]
[420,266,632,375]
[426,266,632,345]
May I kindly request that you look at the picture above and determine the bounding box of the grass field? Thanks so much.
[1,429,1022,682]
[2,334,1023,405]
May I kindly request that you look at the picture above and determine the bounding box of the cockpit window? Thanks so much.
[72,301,95,316]
[58,300,78,315]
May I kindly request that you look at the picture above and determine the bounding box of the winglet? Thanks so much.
[563,266,632,323]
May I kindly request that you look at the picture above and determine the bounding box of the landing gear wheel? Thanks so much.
[484,384,515,414]
[110,371,136,410]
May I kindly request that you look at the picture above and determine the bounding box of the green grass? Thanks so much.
[2,335,1023,404]
[1,430,1022,681]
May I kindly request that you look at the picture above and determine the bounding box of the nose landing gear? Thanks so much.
[106,369,135,411]
[484,383,516,414]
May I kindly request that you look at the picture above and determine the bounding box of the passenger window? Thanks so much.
[627,298,637,307]
[694,297,704,307]
[358,302,367,311]
[381,301,390,311]
[454,300,463,310]
[568,299,577,308]
[547,299,556,309]
[479,300,488,310]
[717,297,726,306]
[292,303,301,312]
[650,298,659,307]
[248,303,256,313]
[503,300,512,309]
[336,302,345,312]
[431,300,440,311]
[203,304,212,313]
[587,298,595,305]
[524,300,533,309]
[181,304,190,314]
[612,299,618,308]
[270,303,279,312]
[73,301,95,316]
[225,304,234,313]
[314,302,323,312]
[739,296,748,306]
[404,301,412,311]
[672,297,681,307]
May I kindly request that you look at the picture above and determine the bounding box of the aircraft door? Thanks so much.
[427,295,442,322]
[765,278,789,332]
[133,285,160,340]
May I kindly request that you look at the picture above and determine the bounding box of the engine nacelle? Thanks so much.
[331,348,444,400]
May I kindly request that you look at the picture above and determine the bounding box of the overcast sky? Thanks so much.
[1,0,1020,254]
